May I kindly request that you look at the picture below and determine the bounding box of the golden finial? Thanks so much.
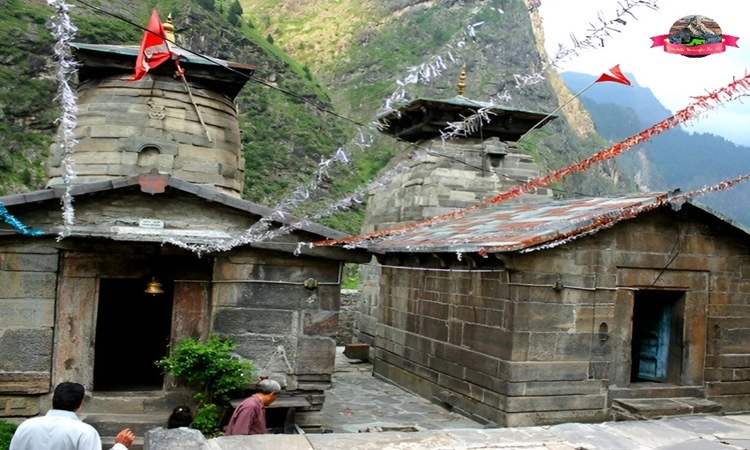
[457,63,467,96]
[163,13,175,47]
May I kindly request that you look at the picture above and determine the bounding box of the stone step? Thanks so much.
[84,391,194,414]
[611,397,723,420]
[81,412,168,441]
[609,384,705,401]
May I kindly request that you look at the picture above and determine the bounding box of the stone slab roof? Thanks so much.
[72,43,255,99]
[0,173,360,256]
[366,193,750,254]
[377,95,557,142]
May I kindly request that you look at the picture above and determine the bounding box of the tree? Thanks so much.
[195,0,215,11]
[266,33,274,44]
[227,0,243,27]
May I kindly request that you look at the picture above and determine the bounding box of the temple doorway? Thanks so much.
[94,278,174,391]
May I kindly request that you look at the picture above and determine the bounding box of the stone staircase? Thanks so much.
[609,384,722,421]
[78,391,193,450]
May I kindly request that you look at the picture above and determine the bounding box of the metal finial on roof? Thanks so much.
[163,13,175,47]
[457,63,467,96]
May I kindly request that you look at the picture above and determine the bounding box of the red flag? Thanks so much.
[595,64,631,86]
[131,10,172,81]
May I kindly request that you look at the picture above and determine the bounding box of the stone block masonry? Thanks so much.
[0,243,59,414]
[212,249,343,415]
[46,74,245,197]
[362,208,750,426]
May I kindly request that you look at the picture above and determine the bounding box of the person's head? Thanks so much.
[256,379,281,406]
[167,405,193,429]
[52,382,86,412]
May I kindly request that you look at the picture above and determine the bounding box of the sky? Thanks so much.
[538,0,750,147]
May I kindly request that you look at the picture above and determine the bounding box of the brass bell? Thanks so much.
[144,277,164,295]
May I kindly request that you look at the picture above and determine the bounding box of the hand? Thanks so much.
[115,429,135,448]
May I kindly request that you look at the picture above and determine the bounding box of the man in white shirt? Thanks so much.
[9,382,134,450]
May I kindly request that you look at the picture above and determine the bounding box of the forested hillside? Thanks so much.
[2,0,637,235]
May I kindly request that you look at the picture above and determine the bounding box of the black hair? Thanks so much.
[52,382,85,411]
[167,405,193,429]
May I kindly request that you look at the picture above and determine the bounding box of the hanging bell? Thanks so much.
[144,277,164,295]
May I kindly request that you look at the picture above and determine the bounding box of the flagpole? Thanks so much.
[516,78,598,144]
[179,73,213,143]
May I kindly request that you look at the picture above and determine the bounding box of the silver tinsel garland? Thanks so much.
[47,0,79,239]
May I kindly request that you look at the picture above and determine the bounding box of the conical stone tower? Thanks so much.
[46,20,254,197]
[362,69,556,233]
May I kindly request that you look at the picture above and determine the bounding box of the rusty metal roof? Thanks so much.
[369,193,672,254]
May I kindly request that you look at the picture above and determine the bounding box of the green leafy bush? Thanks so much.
[0,420,18,450]
[156,335,256,436]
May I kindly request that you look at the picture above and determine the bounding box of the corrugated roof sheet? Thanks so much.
[370,193,670,254]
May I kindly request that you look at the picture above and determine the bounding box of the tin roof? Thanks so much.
[366,193,745,254]
[377,95,556,142]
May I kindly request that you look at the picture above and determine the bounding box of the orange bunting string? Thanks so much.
[512,172,750,254]
[314,73,750,249]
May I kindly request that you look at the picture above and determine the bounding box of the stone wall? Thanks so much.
[46,74,245,197]
[212,249,342,421]
[355,260,381,352]
[371,207,750,426]
[362,137,551,233]
[336,289,358,346]
[0,240,59,418]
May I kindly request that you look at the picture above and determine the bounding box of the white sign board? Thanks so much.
[139,218,165,229]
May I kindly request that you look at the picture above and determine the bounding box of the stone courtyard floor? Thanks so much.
[318,347,483,433]
[206,347,750,449]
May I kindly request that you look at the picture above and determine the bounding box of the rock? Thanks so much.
[144,427,208,450]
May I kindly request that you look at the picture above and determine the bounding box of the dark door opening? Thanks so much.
[94,278,174,391]
[630,290,685,383]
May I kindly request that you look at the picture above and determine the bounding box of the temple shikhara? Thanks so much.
[0,14,368,443]
[2,6,750,447]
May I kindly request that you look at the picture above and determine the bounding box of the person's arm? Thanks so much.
[110,429,134,449]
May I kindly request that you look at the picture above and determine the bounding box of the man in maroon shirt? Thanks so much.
[225,379,281,435]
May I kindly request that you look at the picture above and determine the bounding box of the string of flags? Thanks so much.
[314,71,750,249]
[514,173,750,254]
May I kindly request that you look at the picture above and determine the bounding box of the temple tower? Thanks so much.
[45,27,254,197]
[362,71,556,232]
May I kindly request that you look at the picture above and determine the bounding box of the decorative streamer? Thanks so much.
[0,202,45,236]
[163,150,427,255]
[495,0,659,103]
[165,1,658,254]
[515,173,750,254]
[440,108,496,142]
[47,0,79,239]
[315,72,750,249]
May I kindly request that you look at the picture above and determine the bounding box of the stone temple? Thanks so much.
[0,18,369,445]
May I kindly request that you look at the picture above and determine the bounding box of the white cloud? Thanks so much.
[539,0,750,146]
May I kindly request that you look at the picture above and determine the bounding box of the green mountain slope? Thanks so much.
[2,0,635,236]
[0,0,369,232]
[241,0,636,200]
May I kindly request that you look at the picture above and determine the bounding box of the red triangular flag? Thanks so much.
[595,64,631,86]
[131,10,172,81]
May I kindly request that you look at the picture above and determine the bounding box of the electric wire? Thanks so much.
[69,0,597,200]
